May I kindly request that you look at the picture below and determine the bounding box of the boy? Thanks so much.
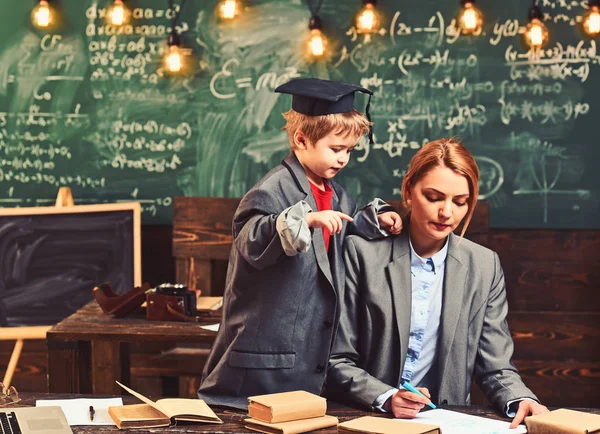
[197,78,402,409]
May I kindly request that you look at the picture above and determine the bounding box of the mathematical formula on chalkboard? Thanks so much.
[0,0,598,228]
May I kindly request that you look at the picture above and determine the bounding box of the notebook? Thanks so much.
[0,406,72,434]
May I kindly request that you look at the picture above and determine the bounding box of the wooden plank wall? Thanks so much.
[492,229,600,408]
[2,206,599,408]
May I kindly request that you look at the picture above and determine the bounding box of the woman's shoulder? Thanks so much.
[345,233,399,255]
[450,234,498,265]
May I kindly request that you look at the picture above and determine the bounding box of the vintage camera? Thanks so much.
[146,283,197,321]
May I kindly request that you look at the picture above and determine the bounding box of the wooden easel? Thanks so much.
[0,187,73,387]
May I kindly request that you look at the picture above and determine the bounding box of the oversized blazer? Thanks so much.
[327,230,538,413]
[198,153,386,409]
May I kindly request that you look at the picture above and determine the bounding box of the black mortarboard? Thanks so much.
[275,78,374,143]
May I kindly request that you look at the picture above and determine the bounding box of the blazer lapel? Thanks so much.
[282,153,334,288]
[385,233,412,387]
[438,234,467,390]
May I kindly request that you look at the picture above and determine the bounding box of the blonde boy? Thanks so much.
[198,78,401,409]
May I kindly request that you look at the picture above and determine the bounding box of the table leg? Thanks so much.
[47,339,91,393]
[90,340,131,395]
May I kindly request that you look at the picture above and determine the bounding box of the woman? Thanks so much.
[327,138,548,427]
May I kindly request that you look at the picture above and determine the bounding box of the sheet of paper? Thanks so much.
[410,408,527,434]
[36,397,123,426]
[200,323,220,332]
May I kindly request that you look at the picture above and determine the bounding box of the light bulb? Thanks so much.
[584,5,600,37]
[356,2,380,34]
[165,45,182,72]
[32,0,53,29]
[308,29,326,57]
[458,1,483,34]
[108,0,130,26]
[307,15,327,58]
[220,0,238,20]
[525,18,549,48]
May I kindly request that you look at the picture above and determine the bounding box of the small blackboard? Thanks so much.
[0,202,141,326]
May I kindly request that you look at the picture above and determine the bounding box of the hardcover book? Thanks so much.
[247,390,326,423]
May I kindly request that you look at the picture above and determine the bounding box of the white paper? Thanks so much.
[36,397,123,426]
[200,323,220,332]
[409,408,527,434]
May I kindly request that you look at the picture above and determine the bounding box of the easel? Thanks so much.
[0,187,73,387]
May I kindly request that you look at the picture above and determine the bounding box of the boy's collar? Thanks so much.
[282,153,340,202]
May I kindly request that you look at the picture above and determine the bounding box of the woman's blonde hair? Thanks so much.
[401,138,480,237]
[282,109,371,148]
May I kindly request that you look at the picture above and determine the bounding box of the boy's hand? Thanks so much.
[378,211,403,234]
[306,211,353,234]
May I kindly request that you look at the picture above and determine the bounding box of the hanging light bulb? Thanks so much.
[583,0,600,37]
[31,0,54,29]
[164,31,183,73]
[457,0,483,34]
[107,0,130,26]
[524,2,549,49]
[356,0,380,34]
[307,16,327,57]
[219,0,239,20]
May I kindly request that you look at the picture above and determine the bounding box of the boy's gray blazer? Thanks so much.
[198,154,385,409]
[327,231,538,413]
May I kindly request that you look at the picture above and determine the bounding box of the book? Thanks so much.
[525,409,600,434]
[338,416,440,434]
[247,390,326,423]
[108,381,222,429]
[196,296,223,311]
[244,415,338,434]
[108,403,170,429]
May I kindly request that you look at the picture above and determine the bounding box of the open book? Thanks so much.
[108,381,222,429]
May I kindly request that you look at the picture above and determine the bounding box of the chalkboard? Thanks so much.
[0,0,598,228]
[0,203,141,326]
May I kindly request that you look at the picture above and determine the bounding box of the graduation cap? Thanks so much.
[275,78,374,143]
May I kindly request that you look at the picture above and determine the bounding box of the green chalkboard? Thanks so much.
[0,0,598,228]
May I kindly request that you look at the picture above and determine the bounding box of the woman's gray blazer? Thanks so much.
[327,231,538,413]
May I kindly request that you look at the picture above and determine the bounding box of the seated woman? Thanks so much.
[327,138,548,427]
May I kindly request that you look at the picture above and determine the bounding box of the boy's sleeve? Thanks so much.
[233,189,313,270]
[350,198,395,240]
[275,201,313,256]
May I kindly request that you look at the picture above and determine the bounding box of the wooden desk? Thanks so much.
[16,393,600,433]
[47,302,218,395]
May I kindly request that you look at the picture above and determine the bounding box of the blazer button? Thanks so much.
[315,364,325,373]
[441,399,448,406]
[323,320,333,329]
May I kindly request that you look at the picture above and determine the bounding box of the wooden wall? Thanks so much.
[492,229,600,408]
[2,224,599,408]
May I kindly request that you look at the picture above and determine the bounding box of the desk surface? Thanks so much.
[17,393,600,434]
[48,301,219,343]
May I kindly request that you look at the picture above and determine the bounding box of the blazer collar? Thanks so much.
[438,233,467,392]
[385,231,412,387]
[386,232,468,389]
[282,153,335,289]
[282,153,341,203]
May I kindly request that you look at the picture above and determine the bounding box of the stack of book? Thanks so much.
[244,390,339,434]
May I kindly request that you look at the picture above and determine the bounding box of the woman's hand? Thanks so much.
[385,387,432,419]
[509,400,548,428]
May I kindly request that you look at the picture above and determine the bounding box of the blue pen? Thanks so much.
[401,381,437,409]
